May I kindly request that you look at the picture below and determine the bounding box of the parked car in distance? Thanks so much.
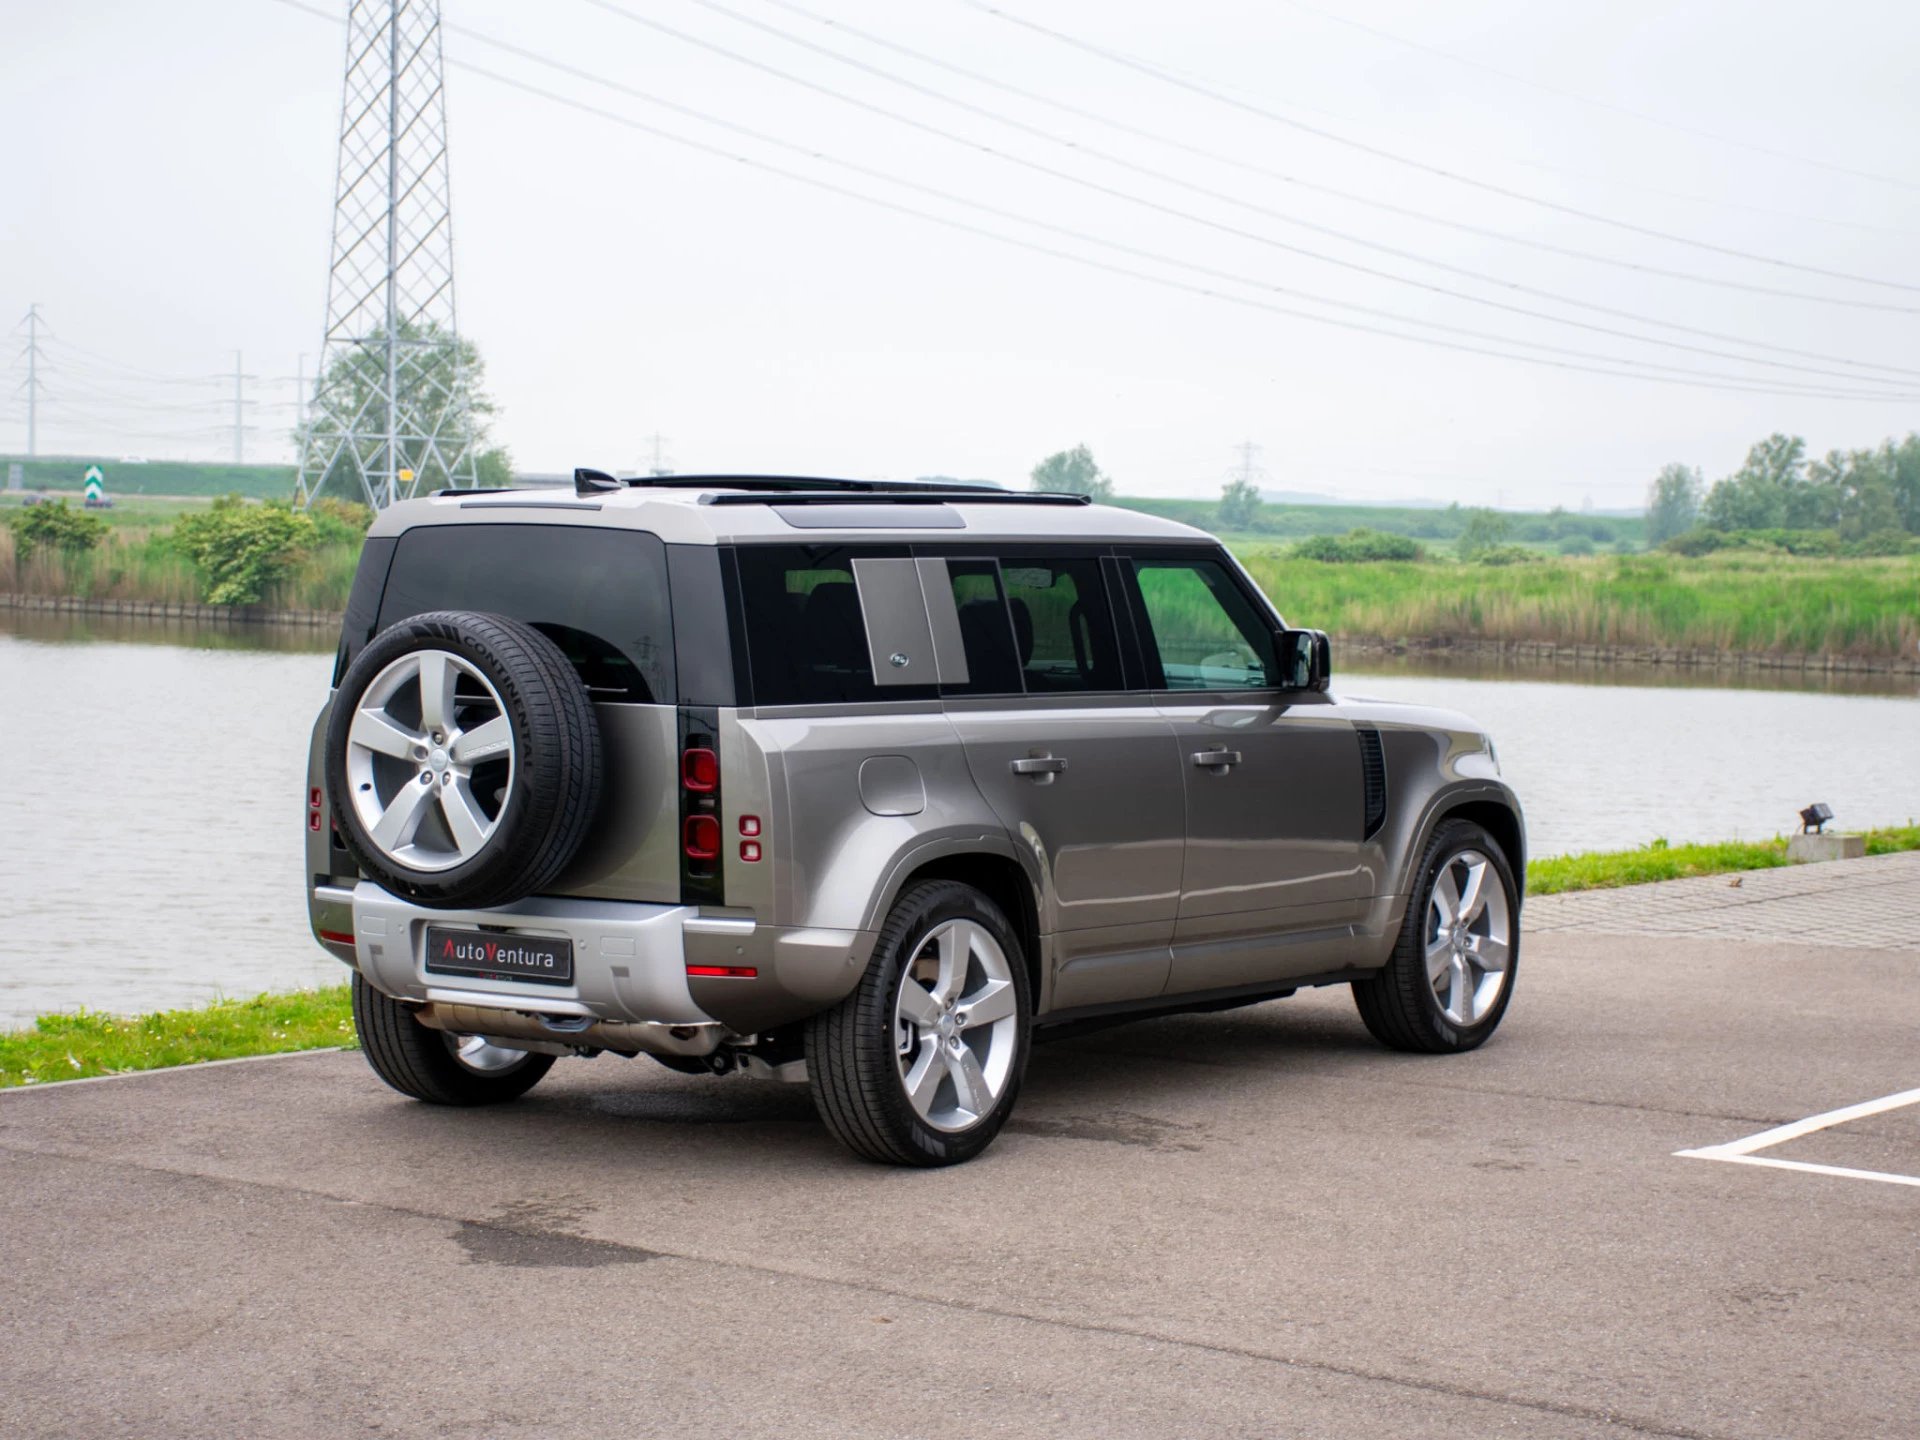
[306,474,1525,1165]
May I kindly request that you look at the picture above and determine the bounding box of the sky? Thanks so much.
[3,0,1918,508]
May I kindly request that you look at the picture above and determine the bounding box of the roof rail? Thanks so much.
[699,490,1090,508]
[615,474,1011,496]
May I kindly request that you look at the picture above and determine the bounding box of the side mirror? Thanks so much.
[1274,628,1332,691]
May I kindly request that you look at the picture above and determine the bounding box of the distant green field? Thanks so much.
[1,455,294,501]
[1113,495,1644,554]
[1239,547,1920,657]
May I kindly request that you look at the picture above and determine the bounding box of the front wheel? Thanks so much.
[352,975,555,1105]
[806,881,1031,1166]
[1352,819,1519,1054]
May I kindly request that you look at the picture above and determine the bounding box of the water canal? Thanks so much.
[3,610,1915,1025]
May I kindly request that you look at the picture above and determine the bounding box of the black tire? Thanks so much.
[1352,818,1520,1054]
[351,975,554,1105]
[325,610,602,910]
[806,880,1032,1167]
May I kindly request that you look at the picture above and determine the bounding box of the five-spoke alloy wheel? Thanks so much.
[1352,819,1520,1053]
[808,880,1032,1166]
[892,918,1022,1132]
[324,611,602,910]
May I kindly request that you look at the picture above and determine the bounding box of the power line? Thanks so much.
[957,0,1920,294]
[750,0,1920,327]
[443,55,1914,403]
[1275,0,1920,195]
[268,0,1920,402]
[578,0,1920,377]
[471,8,1918,390]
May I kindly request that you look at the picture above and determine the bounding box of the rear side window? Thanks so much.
[734,544,936,705]
[376,524,674,703]
[995,555,1124,693]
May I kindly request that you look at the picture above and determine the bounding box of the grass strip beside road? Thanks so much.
[7,825,1919,1087]
[1527,825,1920,895]
[0,986,353,1089]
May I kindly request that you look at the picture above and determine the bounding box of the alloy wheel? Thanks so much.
[444,1032,533,1075]
[892,919,1021,1132]
[343,649,514,873]
[1426,848,1512,1026]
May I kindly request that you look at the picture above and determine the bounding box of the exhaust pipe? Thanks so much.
[415,1002,727,1057]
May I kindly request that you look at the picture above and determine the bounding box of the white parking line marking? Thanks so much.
[1676,1086,1920,1189]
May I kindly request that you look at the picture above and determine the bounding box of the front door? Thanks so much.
[931,550,1186,1012]
[1124,553,1370,993]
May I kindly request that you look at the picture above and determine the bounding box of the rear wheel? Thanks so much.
[1352,819,1518,1054]
[351,975,554,1105]
[806,881,1031,1166]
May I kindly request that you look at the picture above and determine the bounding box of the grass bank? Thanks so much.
[1239,549,1920,658]
[0,987,353,1088]
[1528,824,1920,894]
[8,827,1919,1087]
[0,515,360,612]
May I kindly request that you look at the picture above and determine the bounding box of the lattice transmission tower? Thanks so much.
[296,0,478,510]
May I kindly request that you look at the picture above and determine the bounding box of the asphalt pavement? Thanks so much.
[4,853,1917,1440]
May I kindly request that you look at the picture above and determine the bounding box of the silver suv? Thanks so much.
[306,475,1525,1165]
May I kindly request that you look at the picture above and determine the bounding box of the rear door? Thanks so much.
[928,548,1186,1012]
[1120,550,1369,993]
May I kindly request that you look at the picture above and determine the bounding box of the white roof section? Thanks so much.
[368,478,1215,546]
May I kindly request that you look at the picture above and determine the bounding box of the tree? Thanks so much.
[1456,508,1511,559]
[1218,473,1261,530]
[1029,444,1113,501]
[9,499,108,557]
[171,495,319,605]
[298,319,510,505]
[1644,463,1703,544]
[1701,433,1807,531]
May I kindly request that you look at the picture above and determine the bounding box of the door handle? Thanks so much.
[1191,749,1242,771]
[1011,754,1069,779]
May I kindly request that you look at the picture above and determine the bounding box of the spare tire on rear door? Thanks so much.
[325,610,603,910]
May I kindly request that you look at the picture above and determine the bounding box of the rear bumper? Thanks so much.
[313,882,875,1048]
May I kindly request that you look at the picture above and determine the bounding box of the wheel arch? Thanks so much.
[877,848,1046,1014]
[1441,798,1528,899]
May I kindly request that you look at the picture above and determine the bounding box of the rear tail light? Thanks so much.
[739,815,760,836]
[686,964,758,978]
[683,814,721,861]
[681,748,719,792]
[308,786,323,831]
[739,840,761,862]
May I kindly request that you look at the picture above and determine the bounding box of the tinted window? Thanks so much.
[734,544,935,705]
[996,554,1124,693]
[944,558,1023,696]
[1132,558,1275,691]
[376,524,674,703]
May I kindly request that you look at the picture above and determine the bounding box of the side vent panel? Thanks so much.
[1356,724,1388,839]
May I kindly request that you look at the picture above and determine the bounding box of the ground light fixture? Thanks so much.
[1799,803,1834,834]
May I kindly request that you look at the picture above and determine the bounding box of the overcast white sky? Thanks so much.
[4,0,1918,507]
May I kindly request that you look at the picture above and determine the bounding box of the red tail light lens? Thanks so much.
[739,840,761,862]
[739,815,761,836]
[683,814,721,860]
[681,748,719,792]
[686,964,758,978]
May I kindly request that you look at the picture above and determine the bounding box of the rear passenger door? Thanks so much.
[1120,550,1369,993]
[928,548,1186,1013]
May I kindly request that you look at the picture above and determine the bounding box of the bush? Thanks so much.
[170,495,320,605]
[1287,528,1424,563]
[1473,544,1541,567]
[306,497,374,546]
[9,499,108,557]
[1557,534,1596,556]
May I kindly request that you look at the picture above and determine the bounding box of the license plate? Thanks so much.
[424,926,574,986]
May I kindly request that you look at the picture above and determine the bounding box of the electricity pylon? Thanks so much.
[296,0,478,510]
